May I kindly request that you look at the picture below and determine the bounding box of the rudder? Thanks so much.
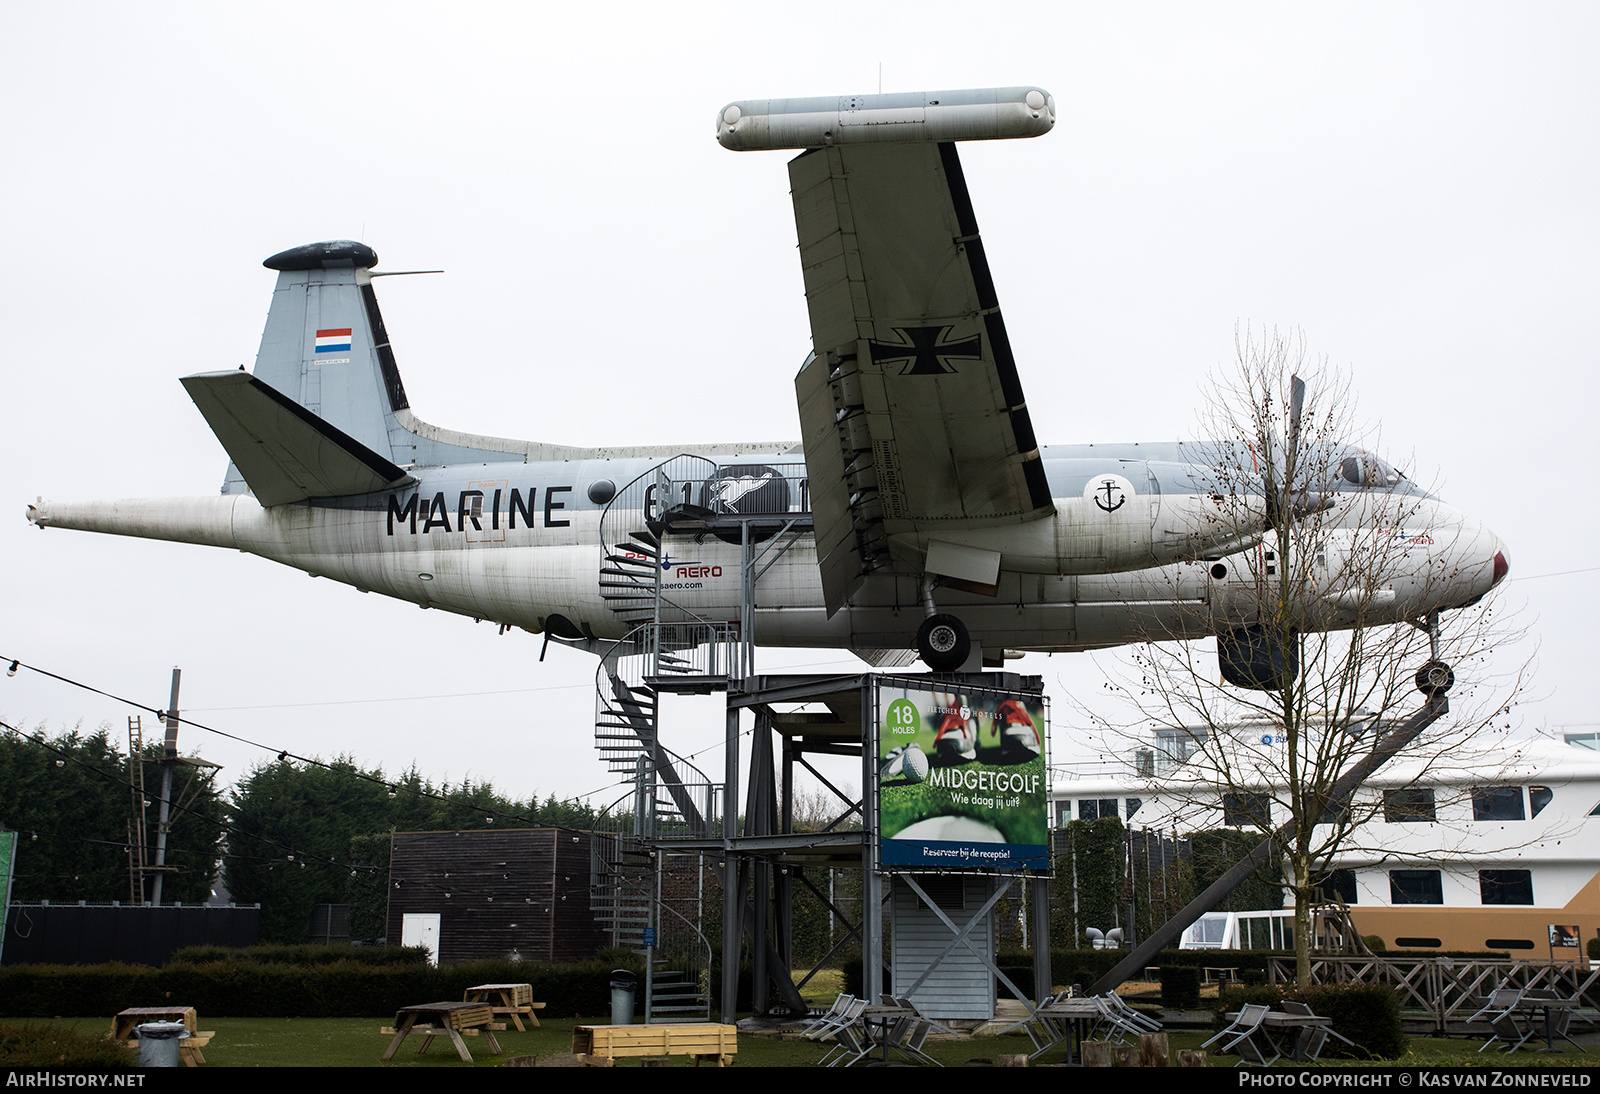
[219,240,537,497]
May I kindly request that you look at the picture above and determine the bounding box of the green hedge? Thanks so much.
[169,943,431,967]
[1159,966,1201,1009]
[0,957,636,1019]
[1298,983,1406,1060]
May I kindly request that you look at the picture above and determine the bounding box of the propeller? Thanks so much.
[1264,374,1335,528]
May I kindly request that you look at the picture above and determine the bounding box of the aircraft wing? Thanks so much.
[790,141,1054,614]
[181,371,414,507]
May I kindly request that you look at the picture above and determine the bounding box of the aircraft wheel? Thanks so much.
[1415,659,1454,697]
[917,613,971,672]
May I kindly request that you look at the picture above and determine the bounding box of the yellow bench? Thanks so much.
[571,1023,737,1067]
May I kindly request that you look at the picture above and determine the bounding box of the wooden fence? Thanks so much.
[1267,955,1600,1033]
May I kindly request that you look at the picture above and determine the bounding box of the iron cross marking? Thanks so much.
[1094,479,1126,513]
[867,325,983,376]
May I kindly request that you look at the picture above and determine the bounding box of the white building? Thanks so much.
[1051,732,1600,954]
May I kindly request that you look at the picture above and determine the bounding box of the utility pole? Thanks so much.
[126,716,150,903]
[150,668,180,906]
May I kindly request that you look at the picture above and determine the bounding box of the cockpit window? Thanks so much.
[1337,451,1404,490]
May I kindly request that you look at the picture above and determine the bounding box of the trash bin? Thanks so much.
[135,1021,186,1067]
[609,969,637,1025]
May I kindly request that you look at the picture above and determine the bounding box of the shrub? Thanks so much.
[0,1023,135,1068]
[1159,965,1201,1009]
[1588,937,1600,961]
[1296,983,1406,1060]
[1362,935,1387,953]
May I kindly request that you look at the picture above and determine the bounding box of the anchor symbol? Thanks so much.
[1093,479,1126,513]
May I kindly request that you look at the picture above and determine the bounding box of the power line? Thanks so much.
[1,654,615,822]
[1513,565,1600,581]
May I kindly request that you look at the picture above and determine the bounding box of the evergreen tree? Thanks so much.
[0,724,224,904]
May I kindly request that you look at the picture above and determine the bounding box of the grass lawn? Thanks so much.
[5,1015,1042,1068]
[5,1013,1593,1067]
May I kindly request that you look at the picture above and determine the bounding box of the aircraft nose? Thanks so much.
[1459,529,1509,607]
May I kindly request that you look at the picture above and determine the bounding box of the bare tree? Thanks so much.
[1088,328,1522,989]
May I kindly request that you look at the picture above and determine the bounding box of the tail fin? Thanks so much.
[215,240,563,497]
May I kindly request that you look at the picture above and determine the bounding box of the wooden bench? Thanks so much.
[382,1001,502,1063]
[465,982,545,1031]
[571,1023,737,1066]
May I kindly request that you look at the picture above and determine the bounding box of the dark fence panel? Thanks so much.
[3,903,259,966]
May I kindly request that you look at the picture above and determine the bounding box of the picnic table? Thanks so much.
[382,1001,502,1063]
[111,1007,213,1067]
[464,982,544,1032]
[572,1023,736,1066]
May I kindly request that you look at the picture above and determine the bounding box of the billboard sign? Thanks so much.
[0,830,15,964]
[876,680,1049,871]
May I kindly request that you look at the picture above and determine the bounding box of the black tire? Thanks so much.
[1415,659,1455,697]
[916,613,971,672]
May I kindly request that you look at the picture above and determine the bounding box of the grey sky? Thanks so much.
[3,3,1594,809]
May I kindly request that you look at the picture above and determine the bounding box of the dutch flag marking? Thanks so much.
[315,328,353,353]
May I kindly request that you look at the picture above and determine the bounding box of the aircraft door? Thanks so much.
[1145,462,1161,554]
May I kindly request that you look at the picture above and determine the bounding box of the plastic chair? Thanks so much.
[818,1021,873,1068]
[1202,1003,1279,1066]
[802,994,859,1041]
[1279,1000,1353,1062]
[1104,991,1163,1033]
[1088,995,1144,1044]
[1546,1001,1587,1053]
[1467,988,1530,1053]
[883,1016,943,1067]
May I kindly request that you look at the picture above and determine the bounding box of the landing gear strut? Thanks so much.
[916,575,971,671]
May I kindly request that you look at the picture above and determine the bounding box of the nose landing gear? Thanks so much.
[1410,611,1454,698]
[1415,659,1454,697]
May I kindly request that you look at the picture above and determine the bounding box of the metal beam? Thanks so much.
[1091,693,1449,994]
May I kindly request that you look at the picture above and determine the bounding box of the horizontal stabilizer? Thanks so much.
[181,371,413,507]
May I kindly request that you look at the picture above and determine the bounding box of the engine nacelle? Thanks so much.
[1217,624,1299,691]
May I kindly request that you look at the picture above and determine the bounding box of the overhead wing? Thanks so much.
[791,141,1055,614]
[181,370,414,507]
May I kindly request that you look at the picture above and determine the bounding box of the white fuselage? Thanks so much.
[27,443,1508,656]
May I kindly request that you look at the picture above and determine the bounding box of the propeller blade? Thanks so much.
[1290,374,1305,447]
